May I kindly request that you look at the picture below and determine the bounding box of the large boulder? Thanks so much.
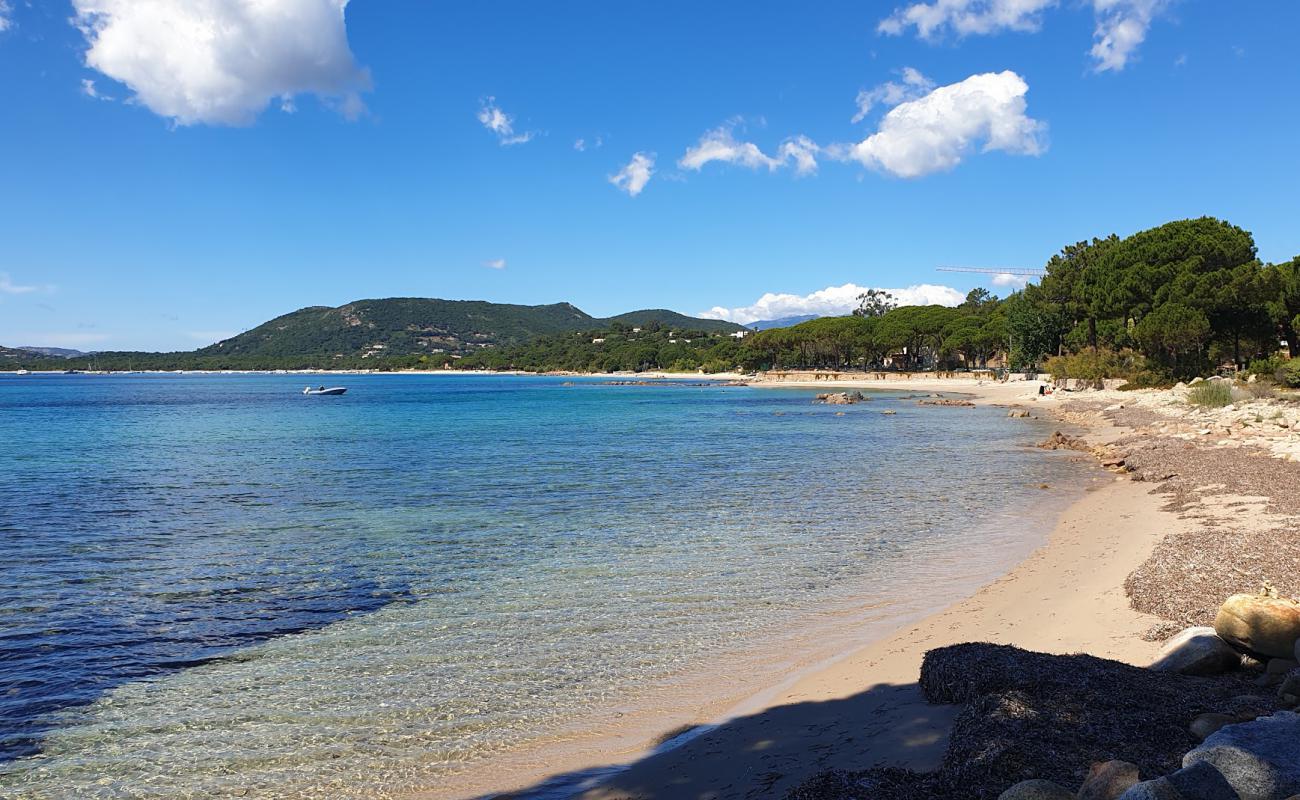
[1183,711,1300,799]
[1080,760,1141,800]
[998,779,1076,799]
[1150,627,1241,676]
[1214,595,1300,660]
[1118,762,1237,800]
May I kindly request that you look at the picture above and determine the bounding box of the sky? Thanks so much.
[1,1,1299,351]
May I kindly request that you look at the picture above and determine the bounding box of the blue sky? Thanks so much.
[1,1,1298,351]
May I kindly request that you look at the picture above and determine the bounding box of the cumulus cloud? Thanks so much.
[478,97,535,145]
[878,0,1169,71]
[853,67,935,123]
[679,123,821,176]
[991,272,1031,289]
[482,258,507,270]
[699,283,965,325]
[1090,0,1169,72]
[878,0,1056,39]
[609,152,654,197]
[838,70,1045,178]
[71,0,371,127]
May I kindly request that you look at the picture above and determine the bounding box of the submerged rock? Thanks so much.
[1150,627,1241,676]
[1183,711,1300,799]
[814,391,865,405]
[1214,594,1300,659]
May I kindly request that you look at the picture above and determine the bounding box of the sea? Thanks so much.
[0,373,1091,799]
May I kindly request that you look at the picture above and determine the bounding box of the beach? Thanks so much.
[458,376,1300,800]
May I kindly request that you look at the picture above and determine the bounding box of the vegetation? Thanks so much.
[1187,381,1234,408]
[6,218,1299,379]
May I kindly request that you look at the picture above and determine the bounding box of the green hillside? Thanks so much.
[2,297,744,370]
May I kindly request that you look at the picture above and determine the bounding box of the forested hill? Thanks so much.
[200,299,743,359]
[2,298,745,370]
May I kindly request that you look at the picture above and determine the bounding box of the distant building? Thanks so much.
[729,330,749,339]
[592,338,606,344]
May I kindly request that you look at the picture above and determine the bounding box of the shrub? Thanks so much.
[1248,356,1282,377]
[1276,358,1300,388]
[1187,381,1233,407]
[1116,370,1175,391]
[1240,380,1276,399]
[1045,349,1148,386]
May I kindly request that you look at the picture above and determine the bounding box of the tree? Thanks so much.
[1133,303,1211,378]
[853,289,898,318]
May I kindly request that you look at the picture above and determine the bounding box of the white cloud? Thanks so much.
[574,135,603,152]
[991,272,1031,289]
[1090,0,1168,72]
[71,0,371,127]
[679,123,821,176]
[478,97,534,145]
[878,0,1056,39]
[609,152,654,197]
[853,66,935,123]
[699,282,965,325]
[839,70,1045,178]
[878,0,1169,72]
[482,258,507,270]
[80,78,114,101]
[0,273,54,295]
[0,1,13,32]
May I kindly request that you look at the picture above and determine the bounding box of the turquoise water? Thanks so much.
[0,374,1087,798]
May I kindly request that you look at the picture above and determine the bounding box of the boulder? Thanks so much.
[1166,761,1241,800]
[1079,760,1141,800]
[1278,670,1300,703]
[1214,594,1300,659]
[998,779,1076,799]
[1183,711,1300,800]
[1119,779,1183,799]
[1190,713,1241,742]
[1150,627,1241,676]
[1009,409,1032,418]
[1266,659,1299,676]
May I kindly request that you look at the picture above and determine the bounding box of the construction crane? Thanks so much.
[936,266,1046,277]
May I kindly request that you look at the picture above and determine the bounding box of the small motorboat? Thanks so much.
[303,385,347,396]
[15,369,30,376]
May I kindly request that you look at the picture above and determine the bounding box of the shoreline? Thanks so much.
[425,381,1161,800]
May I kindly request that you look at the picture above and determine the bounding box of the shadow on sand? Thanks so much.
[474,681,956,800]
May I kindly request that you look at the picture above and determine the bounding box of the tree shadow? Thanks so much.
[472,681,956,800]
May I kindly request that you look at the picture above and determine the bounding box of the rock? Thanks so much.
[998,779,1076,799]
[918,398,975,407]
[1183,711,1300,799]
[1190,713,1240,741]
[1279,670,1300,700]
[1296,639,1300,662]
[1102,457,1127,468]
[1149,627,1241,676]
[1079,760,1141,800]
[1190,377,1205,384]
[1214,594,1300,659]
[1105,403,1126,411]
[1167,761,1241,799]
[1009,409,1032,418]
[881,410,897,415]
[1038,431,1091,451]
[1119,778,1183,799]
[1267,659,1299,676]
[815,391,865,405]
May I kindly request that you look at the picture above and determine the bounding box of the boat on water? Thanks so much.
[15,369,30,375]
[303,386,347,396]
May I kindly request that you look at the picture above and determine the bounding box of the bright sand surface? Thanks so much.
[433,378,1179,800]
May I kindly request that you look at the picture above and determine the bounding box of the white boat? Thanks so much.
[303,386,347,395]
[15,369,30,375]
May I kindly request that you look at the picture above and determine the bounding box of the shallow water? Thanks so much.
[0,374,1087,798]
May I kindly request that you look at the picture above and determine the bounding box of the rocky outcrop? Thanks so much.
[919,397,976,407]
[1182,711,1300,799]
[1037,431,1092,451]
[1149,627,1242,676]
[1214,594,1300,660]
[814,391,866,405]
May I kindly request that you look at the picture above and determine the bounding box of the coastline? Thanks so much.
[426,378,1174,800]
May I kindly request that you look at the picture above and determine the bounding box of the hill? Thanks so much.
[16,346,86,358]
[748,314,819,331]
[200,298,743,360]
[2,298,745,370]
